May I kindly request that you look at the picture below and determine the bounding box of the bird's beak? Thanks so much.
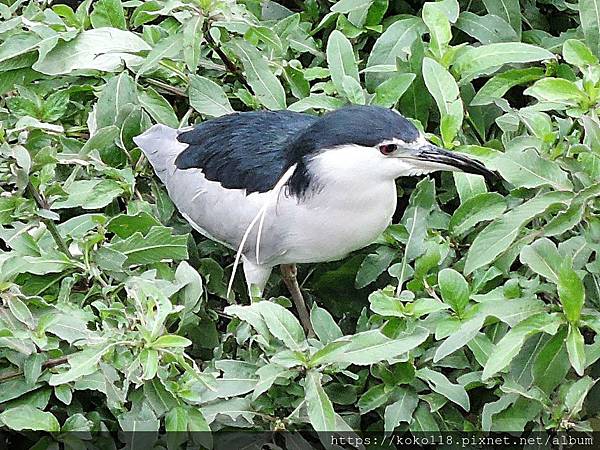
[408,143,498,183]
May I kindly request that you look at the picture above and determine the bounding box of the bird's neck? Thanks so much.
[297,148,398,206]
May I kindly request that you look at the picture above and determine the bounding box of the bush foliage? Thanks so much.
[1,0,600,446]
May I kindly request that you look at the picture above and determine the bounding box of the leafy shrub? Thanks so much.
[0,0,599,446]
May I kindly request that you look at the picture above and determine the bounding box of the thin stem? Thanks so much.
[0,355,68,383]
[465,114,485,145]
[26,182,72,258]
[202,21,252,91]
[146,78,187,97]
[179,107,194,128]
[158,60,188,82]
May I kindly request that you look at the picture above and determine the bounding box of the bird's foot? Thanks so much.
[280,264,315,338]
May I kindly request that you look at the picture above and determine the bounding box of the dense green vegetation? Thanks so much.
[1,0,599,446]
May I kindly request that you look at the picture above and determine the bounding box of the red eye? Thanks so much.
[379,143,397,155]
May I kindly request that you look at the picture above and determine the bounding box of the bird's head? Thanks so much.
[287,106,495,184]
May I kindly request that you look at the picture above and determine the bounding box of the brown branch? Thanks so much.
[202,22,252,91]
[0,355,68,383]
[145,78,187,97]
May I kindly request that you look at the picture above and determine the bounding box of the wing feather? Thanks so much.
[175,110,318,193]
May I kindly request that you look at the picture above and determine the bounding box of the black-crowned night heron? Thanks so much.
[133,105,495,335]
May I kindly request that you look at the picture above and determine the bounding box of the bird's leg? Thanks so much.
[280,264,315,338]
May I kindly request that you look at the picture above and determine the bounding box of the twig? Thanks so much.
[146,78,187,97]
[26,182,73,258]
[424,278,443,303]
[465,114,485,145]
[202,21,252,91]
[0,355,68,383]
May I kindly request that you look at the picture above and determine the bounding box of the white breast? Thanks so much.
[268,147,399,265]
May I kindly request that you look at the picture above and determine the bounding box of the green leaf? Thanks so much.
[471,67,544,106]
[557,259,585,324]
[0,406,60,432]
[355,246,397,288]
[137,33,183,78]
[309,339,351,366]
[253,363,289,400]
[253,301,306,351]
[482,0,521,36]
[369,289,404,317]
[96,72,139,128]
[8,296,34,328]
[532,330,570,394]
[183,15,203,72]
[455,12,518,44]
[3,251,77,278]
[566,324,586,376]
[188,74,234,117]
[140,349,159,380]
[449,192,506,235]
[108,226,188,266]
[304,371,335,431]
[288,94,345,112]
[396,178,435,288]
[453,172,487,203]
[90,0,126,30]
[418,367,470,411]
[326,30,359,97]
[544,183,600,236]
[422,1,453,59]
[310,304,342,344]
[151,334,192,348]
[107,212,162,238]
[316,327,429,366]
[365,17,425,90]
[436,314,485,362]
[49,345,111,385]
[372,73,415,107]
[563,39,598,68]
[524,78,588,106]
[342,75,366,104]
[565,376,596,416]
[482,313,561,380]
[80,126,119,155]
[422,57,463,145]
[384,387,418,431]
[228,39,286,110]
[519,238,562,283]
[453,43,553,79]
[579,0,600,57]
[0,33,42,64]
[165,407,188,432]
[358,384,387,414]
[464,191,572,274]
[331,0,373,14]
[187,408,210,432]
[493,148,572,190]
[51,180,124,210]
[438,268,470,317]
[33,28,150,75]
[410,403,439,432]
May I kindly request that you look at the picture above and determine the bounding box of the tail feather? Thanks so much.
[133,124,185,183]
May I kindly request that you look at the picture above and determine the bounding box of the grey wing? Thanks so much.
[132,124,262,252]
[132,112,315,262]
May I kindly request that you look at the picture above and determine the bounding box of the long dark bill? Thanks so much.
[416,144,499,183]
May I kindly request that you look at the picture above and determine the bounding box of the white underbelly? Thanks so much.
[164,163,398,267]
[271,181,398,265]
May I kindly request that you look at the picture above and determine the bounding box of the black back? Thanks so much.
[176,111,318,194]
[175,106,419,196]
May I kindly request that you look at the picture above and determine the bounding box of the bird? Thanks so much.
[133,105,495,336]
